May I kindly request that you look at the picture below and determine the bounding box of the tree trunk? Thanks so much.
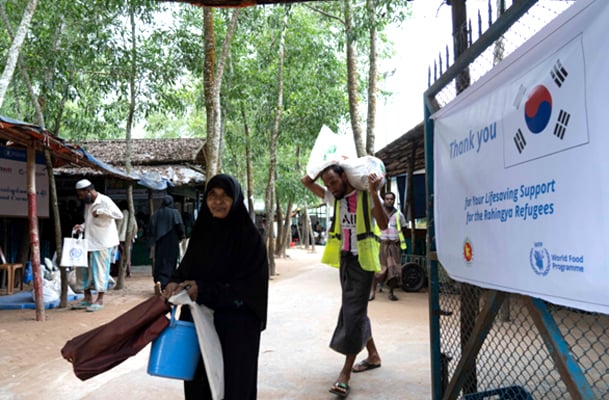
[344,0,366,157]
[278,200,293,257]
[203,9,240,178]
[365,0,378,156]
[116,0,138,291]
[241,103,255,221]
[203,9,218,178]
[302,206,314,251]
[0,0,38,107]
[44,150,65,306]
[265,186,276,276]
[274,200,284,257]
[265,7,289,277]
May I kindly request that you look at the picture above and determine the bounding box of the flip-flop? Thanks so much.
[329,382,350,398]
[352,360,381,373]
[85,303,104,312]
[70,301,90,310]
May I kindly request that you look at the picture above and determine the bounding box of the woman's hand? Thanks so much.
[182,280,199,301]
[163,280,198,301]
[163,282,179,299]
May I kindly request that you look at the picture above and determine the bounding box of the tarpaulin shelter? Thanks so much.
[0,116,135,320]
[0,116,135,179]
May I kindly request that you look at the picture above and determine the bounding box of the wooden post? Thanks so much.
[27,145,45,321]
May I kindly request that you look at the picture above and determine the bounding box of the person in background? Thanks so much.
[148,195,185,291]
[370,191,408,301]
[301,165,388,398]
[182,209,195,238]
[111,200,137,278]
[164,174,269,400]
[71,179,123,312]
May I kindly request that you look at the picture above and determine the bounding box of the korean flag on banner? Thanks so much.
[502,35,589,168]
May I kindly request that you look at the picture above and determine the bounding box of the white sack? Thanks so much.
[306,125,356,179]
[339,156,387,191]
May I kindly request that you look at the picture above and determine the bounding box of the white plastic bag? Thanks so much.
[306,125,356,179]
[339,156,387,191]
[32,272,60,303]
[67,268,84,293]
[169,290,224,400]
[60,234,88,268]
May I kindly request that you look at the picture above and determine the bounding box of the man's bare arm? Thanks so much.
[301,175,326,199]
[369,173,388,230]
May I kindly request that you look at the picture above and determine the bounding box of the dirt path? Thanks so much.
[0,248,431,400]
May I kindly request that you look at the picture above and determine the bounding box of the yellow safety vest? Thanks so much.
[321,191,381,272]
[374,209,407,250]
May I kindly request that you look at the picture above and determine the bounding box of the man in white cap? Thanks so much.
[71,179,123,312]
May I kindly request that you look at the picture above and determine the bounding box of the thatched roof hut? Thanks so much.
[56,138,207,188]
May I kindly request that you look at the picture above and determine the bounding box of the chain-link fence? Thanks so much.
[430,1,575,109]
[425,1,609,399]
[436,266,609,398]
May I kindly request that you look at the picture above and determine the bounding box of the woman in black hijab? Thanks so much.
[148,195,185,289]
[165,174,269,400]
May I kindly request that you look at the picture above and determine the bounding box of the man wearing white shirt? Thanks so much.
[72,179,123,312]
[371,191,408,301]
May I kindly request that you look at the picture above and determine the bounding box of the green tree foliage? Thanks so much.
[0,0,409,208]
[221,5,349,205]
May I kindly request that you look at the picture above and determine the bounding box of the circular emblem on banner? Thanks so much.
[525,85,553,134]
[463,239,473,264]
[529,243,551,276]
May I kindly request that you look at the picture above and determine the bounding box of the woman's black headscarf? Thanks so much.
[174,174,269,330]
[148,195,183,243]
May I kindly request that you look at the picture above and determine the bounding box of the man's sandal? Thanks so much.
[85,303,104,312]
[70,301,90,310]
[329,382,350,398]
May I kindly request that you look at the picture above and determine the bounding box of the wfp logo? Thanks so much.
[529,242,550,276]
[504,35,589,168]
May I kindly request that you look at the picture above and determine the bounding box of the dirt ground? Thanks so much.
[0,247,431,400]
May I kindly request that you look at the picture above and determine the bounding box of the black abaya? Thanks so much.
[170,174,269,400]
[149,195,185,288]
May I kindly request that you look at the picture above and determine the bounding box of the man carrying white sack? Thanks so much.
[71,179,123,312]
[301,164,388,398]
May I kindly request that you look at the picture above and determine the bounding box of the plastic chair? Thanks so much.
[463,385,533,400]
[0,246,24,295]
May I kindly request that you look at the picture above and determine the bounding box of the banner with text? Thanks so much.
[0,147,49,218]
[432,0,609,314]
